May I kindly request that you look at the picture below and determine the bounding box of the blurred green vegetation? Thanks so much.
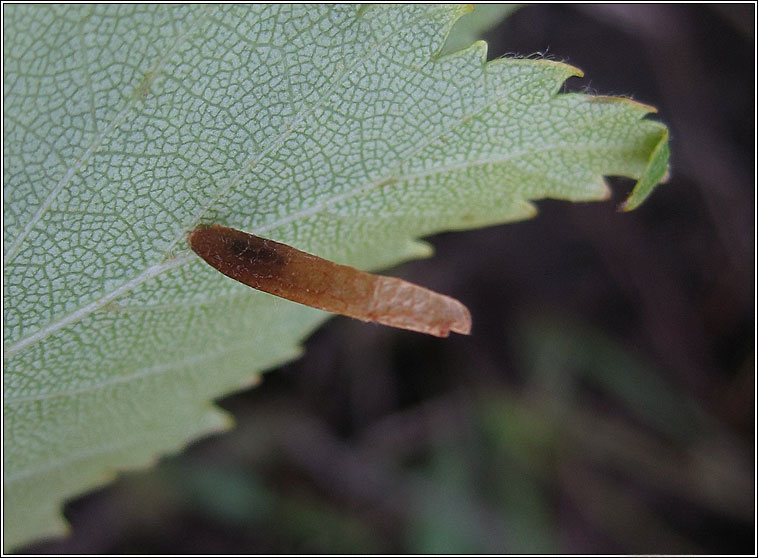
[48,313,748,554]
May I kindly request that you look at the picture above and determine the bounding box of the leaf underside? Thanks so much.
[2,4,669,549]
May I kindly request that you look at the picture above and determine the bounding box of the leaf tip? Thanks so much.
[619,128,671,211]
[598,178,613,201]
[531,58,584,80]
[588,95,658,116]
[523,200,539,219]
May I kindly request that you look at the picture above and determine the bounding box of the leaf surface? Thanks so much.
[2,4,668,549]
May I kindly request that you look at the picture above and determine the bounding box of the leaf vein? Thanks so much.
[2,7,210,266]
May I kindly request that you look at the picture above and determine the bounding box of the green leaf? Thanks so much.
[2,4,669,549]
[441,4,523,55]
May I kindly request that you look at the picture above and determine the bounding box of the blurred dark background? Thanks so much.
[23,4,754,554]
